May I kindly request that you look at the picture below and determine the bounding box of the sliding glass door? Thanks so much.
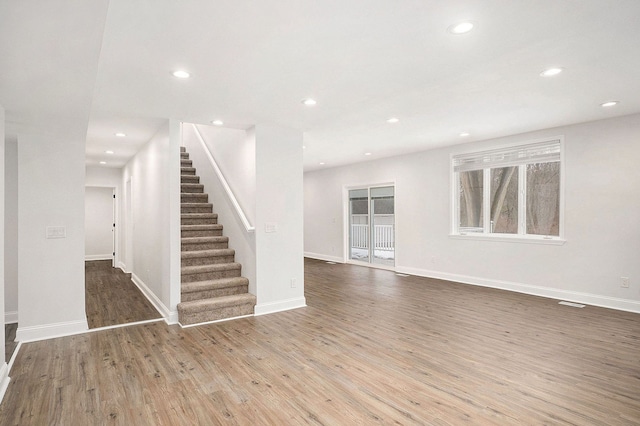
[348,186,395,267]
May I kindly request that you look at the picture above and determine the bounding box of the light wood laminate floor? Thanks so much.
[85,260,162,329]
[1,258,639,424]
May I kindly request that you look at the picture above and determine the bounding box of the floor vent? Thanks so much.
[326,261,337,265]
[559,301,586,308]
[396,273,410,277]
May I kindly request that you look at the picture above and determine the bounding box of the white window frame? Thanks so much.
[450,136,566,245]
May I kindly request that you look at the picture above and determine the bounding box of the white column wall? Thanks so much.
[254,124,305,315]
[0,105,8,401]
[4,137,17,324]
[16,132,88,341]
[121,121,179,323]
[304,114,640,313]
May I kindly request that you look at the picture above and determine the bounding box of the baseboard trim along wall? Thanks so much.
[15,319,89,343]
[254,297,307,316]
[4,311,17,324]
[130,273,179,325]
[0,363,10,405]
[396,265,640,315]
[85,254,113,261]
[304,252,343,263]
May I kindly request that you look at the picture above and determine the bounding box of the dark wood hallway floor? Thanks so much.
[0,258,639,424]
[85,260,162,329]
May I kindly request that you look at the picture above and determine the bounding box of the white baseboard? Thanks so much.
[0,363,10,405]
[304,252,343,263]
[85,254,113,261]
[4,311,17,324]
[396,265,640,314]
[15,319,88,343]
[130,273,179,324]
[254,297,307,316]
[117,261,129,273]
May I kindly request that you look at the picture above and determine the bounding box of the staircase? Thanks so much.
[177,147,256,326]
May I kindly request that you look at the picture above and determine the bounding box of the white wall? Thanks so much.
[194,124,256,224]
[0,105,8,401]
[85,166,121,187]
[304,113,640,313]
[16,130,88,341]
[4,137,17,324]
[182,124,257,295]
[254,124,305,314]
[84,187,113,260]
[122,121,180,322]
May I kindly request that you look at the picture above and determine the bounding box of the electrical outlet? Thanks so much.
[291,278,297,288]
[621,277,630,288]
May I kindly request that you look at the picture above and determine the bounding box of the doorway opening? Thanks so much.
[348,185,395,267]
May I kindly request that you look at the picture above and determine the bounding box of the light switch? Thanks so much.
[46,226,66,239]
[265,222,278,233]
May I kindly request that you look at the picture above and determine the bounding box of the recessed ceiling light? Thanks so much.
[364,152,372,156]
[386,117,399,124]
[540,67,563,77]
[601,101,619,107]
[448,21,474,34]
[172,70,190,79]
[319,162,325,165]
[459,132,470,137]
[302,98,317,106]
[114,132,126,137]
[211,120,224,126]
[302,145,306,149]
[105,150,114,154]
[99,161,107,165]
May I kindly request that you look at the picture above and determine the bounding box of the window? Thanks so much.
[452,138,563,241]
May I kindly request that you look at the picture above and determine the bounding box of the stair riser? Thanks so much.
[181,176,200,184]
[181,229,223,238]
[182,269,241,283]
[181,160,193,167]
[181,217,218,225]
[181,185,204,193]
[182,241,228,251]
[178,303,254,325]
[181,285,249,302]
[181,194,208,203]
[181,205,213,214]
[181,168,196,176]
[181,255,235,267]
[180,153,189,159]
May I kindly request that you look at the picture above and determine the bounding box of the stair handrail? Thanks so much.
[191,123,255,233]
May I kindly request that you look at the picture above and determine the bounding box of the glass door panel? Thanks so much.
[348,186,395,267]
[371,186,395,266]
[349,189,370,262]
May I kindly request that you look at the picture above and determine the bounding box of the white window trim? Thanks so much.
[450,136,566,244]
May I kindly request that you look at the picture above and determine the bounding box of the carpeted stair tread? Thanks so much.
[182,236,228,244]
[181,193,208,202]
[181,263,241,275]
[181,224,223,232]
[181,183,204,193]
[182,277,249,294]
[178,293,256,313]
[182,213,218,220]
[182,248,234,259]
[181,175,200,183]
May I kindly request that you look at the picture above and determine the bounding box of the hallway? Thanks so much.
[85,260,162,329]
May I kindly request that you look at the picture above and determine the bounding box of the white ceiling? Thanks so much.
[2,0,640,171]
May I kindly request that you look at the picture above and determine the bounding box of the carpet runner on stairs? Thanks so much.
[177,146,256,325]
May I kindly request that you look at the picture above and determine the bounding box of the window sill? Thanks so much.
[449,233,566,245]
